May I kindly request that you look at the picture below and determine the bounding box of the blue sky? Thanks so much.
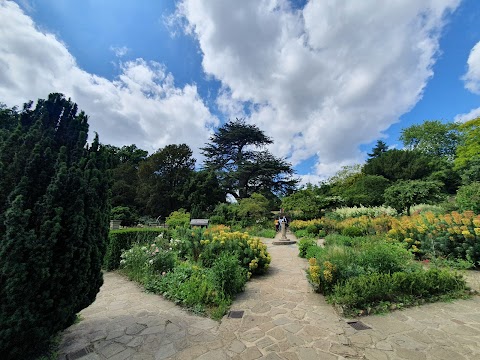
[1,0,480,183]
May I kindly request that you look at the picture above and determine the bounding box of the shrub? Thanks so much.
[307,240,414,295]
[387,211,480,263]
[456,182,480,214]
[210,253,248,296]
[110,206,139,227]
[329,206,397,220]
[330,268,466,314]
[341,226,364,237]
[245,226,276,238]
[298,238,317,258]
[0,94,110,359]
[104,228,168,270]
[166,209,191,228]
[144,262,231,319]
[294,229,309,238]
[305,245,325,260]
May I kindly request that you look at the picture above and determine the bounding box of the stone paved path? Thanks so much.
[59,232,480,360]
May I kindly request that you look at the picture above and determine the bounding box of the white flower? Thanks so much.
[148,259,154,265]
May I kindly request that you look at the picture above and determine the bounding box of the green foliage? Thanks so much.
[281,187,325,219]
[307,240,415,295]
[298,238,318,258]
[166,208,191,228]
[140,229,264,319]
[455,117,480,170]
[238,193,270,224]
[305,245,325,259]
[384,179,444,215]
[339,175,391,207]
[137,144,195,218]
[400,120,460,159]
[367,140,389,159]
[460,156,480,185]
[202,118,298,201]
[106,144,147,211]
[245,226,276,238]
[456,182,480,214]
[210,253,248,296]
[209,202,240,226]
[330,268,466,315]
[120,241,176,283]
[111,206,139,227]
[0,94,109,359]
[104,228,168,270]
[144,262,230,318]
[363,149,434,182]
[341,226,364,237]
[329,205,397,220]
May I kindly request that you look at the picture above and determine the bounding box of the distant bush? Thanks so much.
[329,206,397,221]
[410,204,445,215]
[341,226,364,237]
[166,208,190,228]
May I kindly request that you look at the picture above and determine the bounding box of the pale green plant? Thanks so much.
[331,206,397,220]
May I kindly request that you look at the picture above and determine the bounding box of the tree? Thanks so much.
[202,118,298,200]
[367,140,389,159]
[400,120,460,159]
[281,188,325,219]
[238,193,270,224]
[107,144,148,210]
[186,170,226,218]
[455,118,480,170]
[363,149,434,182]
[340,175,390,207]
[384,180,444,215]
[137,144,195,217]
[0,94,109,358]
[456,182,480,214]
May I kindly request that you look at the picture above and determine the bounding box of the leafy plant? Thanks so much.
[298,238,317,258]
[104,228,168,270]
[165,208,190,228]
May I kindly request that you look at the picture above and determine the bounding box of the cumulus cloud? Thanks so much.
[454,106,480,123]
[456,41,480,124]
[174,0,459,177]
[0,1,218,158]
[463,40,480,94]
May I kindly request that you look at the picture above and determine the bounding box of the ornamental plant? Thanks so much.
[0,94,109,359]
[387,211,480,263]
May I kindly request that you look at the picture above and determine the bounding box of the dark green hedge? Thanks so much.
[104,228,170,270]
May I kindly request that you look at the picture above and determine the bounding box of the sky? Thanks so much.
[1,0,480,184]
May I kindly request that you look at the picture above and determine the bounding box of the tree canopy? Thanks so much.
[400,120,460,159]
[202,118,298,201]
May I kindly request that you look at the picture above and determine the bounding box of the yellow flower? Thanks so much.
[308,258,316,266]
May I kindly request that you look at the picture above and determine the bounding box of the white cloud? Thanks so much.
[463,40,480,94]
[454,40,480,124]
[454,107,480,123]
[175,0,459,178]
[0,1,218,159]
[110,45,130,58]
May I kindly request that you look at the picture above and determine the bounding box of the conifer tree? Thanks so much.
[0,94,109,359]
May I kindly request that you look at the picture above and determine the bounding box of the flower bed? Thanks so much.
[301,234,469,316]
[118,226,270,319]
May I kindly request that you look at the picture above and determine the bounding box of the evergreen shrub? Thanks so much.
[0,94,109,359]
